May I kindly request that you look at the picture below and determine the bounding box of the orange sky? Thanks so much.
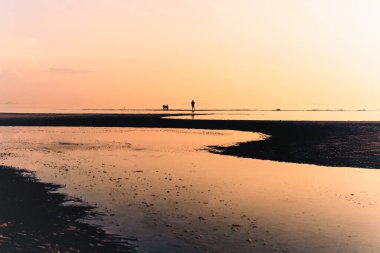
[1,0,380,110]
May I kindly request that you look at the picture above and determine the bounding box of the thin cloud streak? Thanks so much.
[45,68,95,74]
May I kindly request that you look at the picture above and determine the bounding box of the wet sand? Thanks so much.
[0,166,135,252]
[0,113,379,169]
[1,126,380,252]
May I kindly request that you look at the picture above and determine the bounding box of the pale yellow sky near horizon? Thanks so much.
[1,0,380,110]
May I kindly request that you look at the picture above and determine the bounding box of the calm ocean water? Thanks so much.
[167,110,380,121]
[1,105,379,121]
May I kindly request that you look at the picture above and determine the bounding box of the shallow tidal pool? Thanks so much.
[0,127,379,253]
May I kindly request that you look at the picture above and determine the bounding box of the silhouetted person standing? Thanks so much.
[191,100,195,112]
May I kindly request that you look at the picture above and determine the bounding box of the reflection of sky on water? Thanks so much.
[168,110,380,121]
[1,104,379,121]
[1,127,380,252]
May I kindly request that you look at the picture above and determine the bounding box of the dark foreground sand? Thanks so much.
[0,113,379,169]
[0,166,136,252]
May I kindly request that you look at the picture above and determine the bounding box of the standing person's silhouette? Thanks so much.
[191,100,195,112]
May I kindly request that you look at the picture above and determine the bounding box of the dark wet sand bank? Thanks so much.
[0,166,136,252]
[0,113,379,169]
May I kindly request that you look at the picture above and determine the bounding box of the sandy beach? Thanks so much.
[0,114,379,252]
[0,113,379,168]
[3,1,380,251]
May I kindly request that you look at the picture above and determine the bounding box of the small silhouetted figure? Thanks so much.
[191,100,195,112]
[162,105,169,111]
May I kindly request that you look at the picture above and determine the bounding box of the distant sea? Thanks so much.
[1,104,379,122]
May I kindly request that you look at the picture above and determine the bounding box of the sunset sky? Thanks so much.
[1,0,380,110]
